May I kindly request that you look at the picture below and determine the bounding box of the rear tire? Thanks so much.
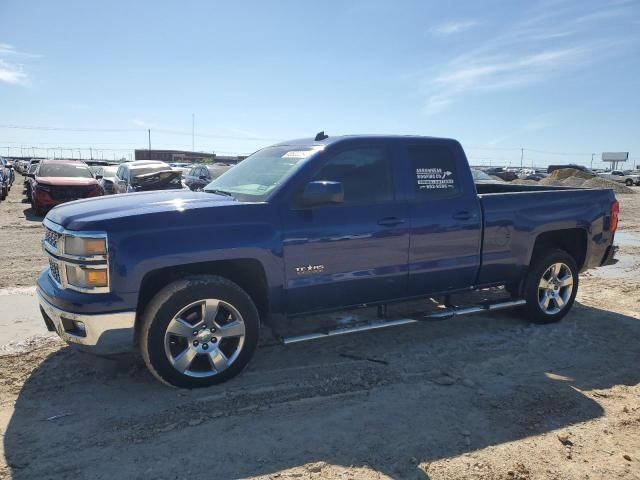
[140,275,260,388]
[625,179,633,186]
[522,249,578,324]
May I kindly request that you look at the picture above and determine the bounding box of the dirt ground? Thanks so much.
[0,179,639,480]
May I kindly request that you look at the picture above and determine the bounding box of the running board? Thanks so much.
[282,299,526,345]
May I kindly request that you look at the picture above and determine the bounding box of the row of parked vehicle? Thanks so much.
[13,157,233,215]
[0,157,16,200]
[476,163,640,186]
[92,161,232,194]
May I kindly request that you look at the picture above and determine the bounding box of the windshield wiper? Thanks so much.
[205,189,235,199]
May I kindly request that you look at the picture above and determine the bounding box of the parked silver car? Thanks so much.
[598,170,640,186]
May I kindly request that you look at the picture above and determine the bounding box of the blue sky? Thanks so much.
[1,0,639,167]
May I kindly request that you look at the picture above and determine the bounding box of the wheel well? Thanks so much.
[135,259,270,343]
[531,229,587,270]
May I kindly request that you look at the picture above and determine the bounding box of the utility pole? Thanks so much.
[148,129,151,152]
[192,113,195,151]
[520,148,524,168]
[591,153,595,169]
[90,147,93,160]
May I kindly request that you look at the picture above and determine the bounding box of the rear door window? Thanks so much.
[408,144,461,198]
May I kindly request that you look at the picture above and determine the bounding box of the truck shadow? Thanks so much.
[22,206,44,222]
[3,302,639,479]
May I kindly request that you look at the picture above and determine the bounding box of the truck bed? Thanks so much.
[475,184,616,287]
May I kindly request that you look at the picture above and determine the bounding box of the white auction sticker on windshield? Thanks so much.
[416,168,455,190]
[282,147,323,159]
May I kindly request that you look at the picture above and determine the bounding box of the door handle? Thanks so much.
[378,217,405,227]
[452,211,475,221]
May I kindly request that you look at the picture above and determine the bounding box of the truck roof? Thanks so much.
[273,134,458,148]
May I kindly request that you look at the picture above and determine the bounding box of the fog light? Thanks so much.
[73,321,86,336]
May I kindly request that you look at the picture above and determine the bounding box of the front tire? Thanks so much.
[140,275,260,388]
[522,249,578,324]
[625,179,633,186]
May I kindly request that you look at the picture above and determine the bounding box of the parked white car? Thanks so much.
[598,170,640,186]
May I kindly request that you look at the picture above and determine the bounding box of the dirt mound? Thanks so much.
[511,179,538,185]
[515,170,636,194]
[548,168,593,181]
[582,177,636,194]
[538,176,563,186]
[561,176,588,188]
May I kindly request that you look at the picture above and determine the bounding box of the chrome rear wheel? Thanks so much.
[537,262,574,315]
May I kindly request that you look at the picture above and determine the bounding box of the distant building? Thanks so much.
[134,149,245,164]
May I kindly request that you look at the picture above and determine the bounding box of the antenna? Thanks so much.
[314,131,328,141]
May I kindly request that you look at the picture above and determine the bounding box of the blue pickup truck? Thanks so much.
[37,134,619,388]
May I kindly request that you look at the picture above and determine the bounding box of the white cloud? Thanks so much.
[0,42,38,86]
[431,20,479,36]
[420,1,637,115]
[0,59,28,86]
[0,43,16,54]
[424,46,591,115]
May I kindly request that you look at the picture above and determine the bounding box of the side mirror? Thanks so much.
[298,181,344,207]
[95,174,103,180]
[6,165,12,169]
[26,173,35,178]
[199,175,208,181]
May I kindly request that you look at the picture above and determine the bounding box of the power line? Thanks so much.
[0,124,283,142]
[0,124,140,133]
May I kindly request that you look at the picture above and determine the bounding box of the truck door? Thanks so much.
[281,142,410,315]
[405,141,482,296]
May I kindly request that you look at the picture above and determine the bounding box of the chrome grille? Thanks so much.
[44,227,62,249]
[48,258,62,284]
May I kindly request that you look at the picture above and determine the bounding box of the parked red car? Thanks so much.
[28,160,103,215]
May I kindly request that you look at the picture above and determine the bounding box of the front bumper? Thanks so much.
[37,288,136,355]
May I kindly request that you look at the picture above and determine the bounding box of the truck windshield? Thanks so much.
[204,145,322,201]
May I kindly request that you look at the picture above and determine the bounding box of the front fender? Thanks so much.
[107,203,284,297]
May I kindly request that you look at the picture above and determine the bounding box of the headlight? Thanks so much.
[65,265,109,289]
[64,236,107,256]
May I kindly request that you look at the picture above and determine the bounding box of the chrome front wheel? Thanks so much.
[141,275,260,388]
[164,299,246,378]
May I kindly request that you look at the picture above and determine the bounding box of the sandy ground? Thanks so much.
[0,179,639,480]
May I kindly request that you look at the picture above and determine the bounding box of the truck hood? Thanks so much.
[46,190,238,231]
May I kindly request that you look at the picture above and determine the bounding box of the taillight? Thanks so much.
[610,200,619,232]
